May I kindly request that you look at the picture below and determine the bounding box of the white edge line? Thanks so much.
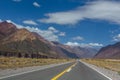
[0,62,72,79]
[80,60,112,80]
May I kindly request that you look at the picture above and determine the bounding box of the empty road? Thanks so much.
[0,61,110,80]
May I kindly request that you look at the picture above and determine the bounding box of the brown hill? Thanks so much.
[0,21,17,40]
[0,21,77,58]
[95,42,120,59]
[0,22,58,58]
[0,21,97,58]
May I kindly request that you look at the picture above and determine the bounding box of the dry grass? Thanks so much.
[82,59,120,72]
[119,71,120,75]
[0,57,73,69]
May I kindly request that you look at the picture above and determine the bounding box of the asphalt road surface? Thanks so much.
[0,61,110,80]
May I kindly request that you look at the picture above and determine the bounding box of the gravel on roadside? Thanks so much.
[81,61,120,80]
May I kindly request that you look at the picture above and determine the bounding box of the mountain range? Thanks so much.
[95,42,120,59]
[0,21,98,58]
[0,21,120,59]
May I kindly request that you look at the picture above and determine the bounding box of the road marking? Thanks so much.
[80,61,112,80]
[51,62,76,80]
[66,68,71,72]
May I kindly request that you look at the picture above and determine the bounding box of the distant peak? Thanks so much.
[0,21,17,29]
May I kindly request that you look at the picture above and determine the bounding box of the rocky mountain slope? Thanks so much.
[95,42,120,59]
[0,21,17,40]
[51,41,97,58]
[0,21,97,58]
[68,46,98,58]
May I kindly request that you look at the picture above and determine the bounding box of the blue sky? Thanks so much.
[0,0,120,48]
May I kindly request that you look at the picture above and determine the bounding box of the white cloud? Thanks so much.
[113,34,120,41]
[0,19,2,22]
[23,20,38,26]
[12,0,22,2]
[65,42,103,47]
[33,2,40,7]
[6,20,13,23]
[80,43,103,47]
[39,1,120,25]
[21,26,59,41]
[48,26,59,33]
[65,42,80,46]
[24,26,59,41]
[59,32,66,36]
[86,43,103,47]
[72,36,84,41]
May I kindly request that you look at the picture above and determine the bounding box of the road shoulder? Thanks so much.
[80,60,120,80]
[0,61,72,79]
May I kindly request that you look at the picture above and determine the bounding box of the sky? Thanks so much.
[0,0,120,48]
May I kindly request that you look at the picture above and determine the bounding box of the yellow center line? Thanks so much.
[51,62,77,80]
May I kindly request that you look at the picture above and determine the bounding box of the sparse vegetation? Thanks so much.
[82,59,120,74]
[118,71,120,75]
[0,57,72,69]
